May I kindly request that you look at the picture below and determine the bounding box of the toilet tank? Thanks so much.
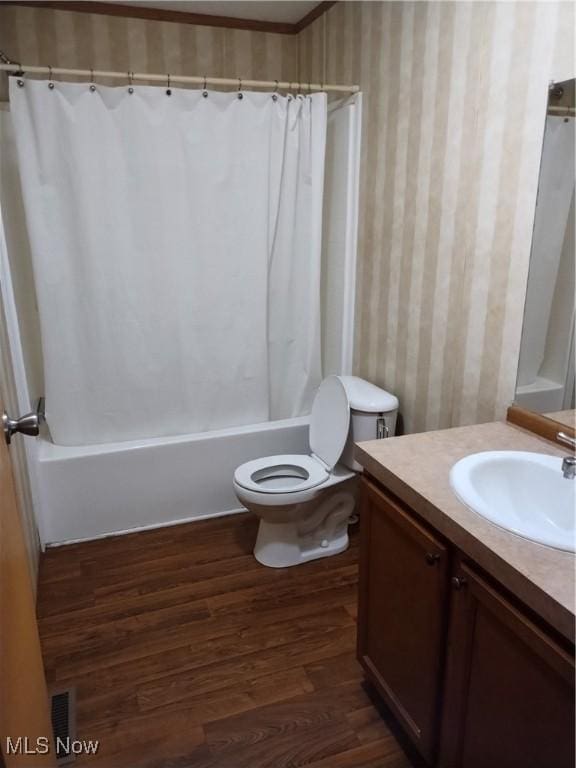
[338,376,399,472]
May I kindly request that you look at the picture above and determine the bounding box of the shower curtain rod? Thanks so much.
[548,105,575,116]
[0,62,359,94]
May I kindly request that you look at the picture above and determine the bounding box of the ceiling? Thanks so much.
[104,1,321,24]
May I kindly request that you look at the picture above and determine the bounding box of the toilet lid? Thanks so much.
[309,376,350,470]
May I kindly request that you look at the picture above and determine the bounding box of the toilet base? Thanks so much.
[254,519,350,568]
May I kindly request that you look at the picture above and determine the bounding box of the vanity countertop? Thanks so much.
[355,420,575,643]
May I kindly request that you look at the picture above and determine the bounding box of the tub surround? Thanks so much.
[545,409,576,430]
[355,420,575,642]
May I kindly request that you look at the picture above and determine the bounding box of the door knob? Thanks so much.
[2,398,45,445]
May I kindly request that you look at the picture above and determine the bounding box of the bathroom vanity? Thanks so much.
[355,420,575,768]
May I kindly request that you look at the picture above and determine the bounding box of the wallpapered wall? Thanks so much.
[301,1,575,433]
[0,1,574,437]
[0,4,298,99]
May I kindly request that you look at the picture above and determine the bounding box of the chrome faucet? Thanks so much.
[562,456,576,479]
[557,432,576,479]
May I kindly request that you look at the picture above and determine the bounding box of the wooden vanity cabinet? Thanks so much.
[439,560,575,768]
[357,476,576,768]
[357,478,451,763]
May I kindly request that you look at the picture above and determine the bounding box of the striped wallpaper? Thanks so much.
[301,1,575,433]
[0,2,574,436]
[0,4,298,99]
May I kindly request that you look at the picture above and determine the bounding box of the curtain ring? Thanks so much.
[48,65,54,90]
[166,73,172,96]
[272,79,279,101]
[128,71,134,94]
[237,77,243,100]
[14,61,25,87]
[202,75,208,97]
[89,68,96,92]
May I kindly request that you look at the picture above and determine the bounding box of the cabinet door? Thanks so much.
[357,478,450,763]
[439,562,575,768]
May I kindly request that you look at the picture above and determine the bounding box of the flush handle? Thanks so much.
[2,398,45,445]
[376,416,389,440]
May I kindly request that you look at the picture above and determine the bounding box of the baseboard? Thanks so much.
[45,506,248,548]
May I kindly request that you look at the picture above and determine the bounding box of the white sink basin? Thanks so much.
[450,451,576,553]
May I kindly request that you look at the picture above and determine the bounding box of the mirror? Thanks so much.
[515,78,575,423]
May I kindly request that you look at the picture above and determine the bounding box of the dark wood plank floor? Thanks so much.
[38,514,415,768]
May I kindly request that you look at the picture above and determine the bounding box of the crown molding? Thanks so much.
[4,1,337,35]
[294,1,334,32]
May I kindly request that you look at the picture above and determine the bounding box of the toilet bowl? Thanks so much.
[233,375,399,568]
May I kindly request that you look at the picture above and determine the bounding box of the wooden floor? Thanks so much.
[38,514,416,768]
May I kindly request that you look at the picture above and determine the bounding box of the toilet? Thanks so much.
[233,376,399,568]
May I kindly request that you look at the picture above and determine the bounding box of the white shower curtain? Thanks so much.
[10,79,326,445]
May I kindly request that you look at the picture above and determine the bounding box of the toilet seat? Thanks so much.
[234,454,329,494]
[234,377,352,498]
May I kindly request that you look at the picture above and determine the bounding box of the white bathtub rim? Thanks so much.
[38,414,311,461]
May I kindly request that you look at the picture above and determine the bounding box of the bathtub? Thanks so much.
[0,100,360,548]
[37,416,309,545]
